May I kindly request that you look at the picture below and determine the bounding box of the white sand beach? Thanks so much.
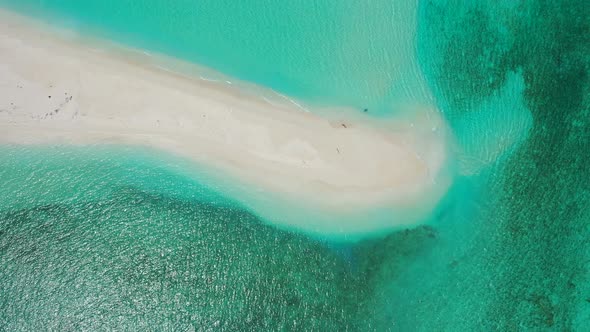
[0,9,452,238]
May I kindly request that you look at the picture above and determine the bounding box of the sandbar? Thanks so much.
[0,9,451,239]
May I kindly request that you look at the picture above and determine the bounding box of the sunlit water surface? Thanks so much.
[0,0,588,330]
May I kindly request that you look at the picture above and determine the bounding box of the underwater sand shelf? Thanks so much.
[0,9,451,239]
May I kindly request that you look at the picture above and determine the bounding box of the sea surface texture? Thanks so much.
[1,0,589,330]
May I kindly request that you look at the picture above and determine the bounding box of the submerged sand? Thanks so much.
[0,9,451,239]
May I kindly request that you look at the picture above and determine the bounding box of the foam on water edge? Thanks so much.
[1,0,588,329]
[0,1,454,240]
[0,0,435,116]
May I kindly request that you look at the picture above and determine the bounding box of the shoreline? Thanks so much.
[0,8,452,239]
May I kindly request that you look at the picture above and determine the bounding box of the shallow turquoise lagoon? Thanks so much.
[1,0,589,330]
[0,0,431,115]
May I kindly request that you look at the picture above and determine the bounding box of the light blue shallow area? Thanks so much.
[0,0,588,330]
[0,0,431,115]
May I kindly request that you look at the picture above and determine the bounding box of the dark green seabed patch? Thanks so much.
[357,0,590,330]
[0,147,444,331]
[1,0,589,331]
[0,146,372,331]
[0,163,356,330]
[481,1,590,328]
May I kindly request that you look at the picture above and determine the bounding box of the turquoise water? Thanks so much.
[1,0,589,330]
[0,146,363,330]
[0,0,431,114]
